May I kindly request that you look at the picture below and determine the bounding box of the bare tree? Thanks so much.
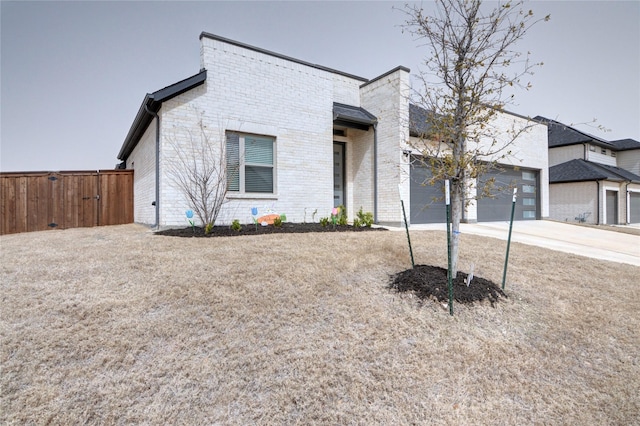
[402,0,549,276]
[166,117,237,232]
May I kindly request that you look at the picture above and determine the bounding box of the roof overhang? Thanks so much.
[117,70,207,161]
[333,103,377,131]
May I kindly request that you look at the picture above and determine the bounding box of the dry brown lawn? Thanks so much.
[1,224,639,425]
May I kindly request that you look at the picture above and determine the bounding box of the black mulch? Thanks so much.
[389,265,506,306]
[155,223,387,238]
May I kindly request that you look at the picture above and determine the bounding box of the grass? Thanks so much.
[1,224,639,424]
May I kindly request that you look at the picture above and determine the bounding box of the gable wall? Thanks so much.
[549,145,584,166]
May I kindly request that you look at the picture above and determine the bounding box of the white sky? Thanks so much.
[1,0,639,172]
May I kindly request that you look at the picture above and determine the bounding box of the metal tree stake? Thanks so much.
[445,179,453,316]
[502,187,517,290]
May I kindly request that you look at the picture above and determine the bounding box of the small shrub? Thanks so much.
[230,219,241,232]
[353,218,361,228]
[357,208,374,227]
[273,216,282,227]
[204,222,215,234]
[319,217,330,227]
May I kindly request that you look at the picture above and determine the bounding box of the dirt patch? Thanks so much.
[156,222,387,237]
[389,264,506,306]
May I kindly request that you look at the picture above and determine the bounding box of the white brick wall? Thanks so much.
[127,118,157,225]
[151,35,371,226]
[360,68,411,225]
[127,35,551,227]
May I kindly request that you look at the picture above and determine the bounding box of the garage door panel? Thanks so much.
[410,165,446,224]
[478,167,539,222]
[629,193,639,223]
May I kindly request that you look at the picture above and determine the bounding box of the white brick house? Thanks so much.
[117,33,550,228]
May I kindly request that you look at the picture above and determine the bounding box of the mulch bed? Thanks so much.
[389,265,506,306]
[155,222,387,237]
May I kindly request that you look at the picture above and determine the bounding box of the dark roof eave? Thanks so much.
[550,177,623,184]
[332,102,377,129]
[117,95,156,161]
[117,70,207,162]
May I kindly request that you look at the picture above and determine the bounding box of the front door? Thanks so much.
[333,143,345,207]
[606,190,618,225]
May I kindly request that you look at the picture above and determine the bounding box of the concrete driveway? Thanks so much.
[389,220,640,267]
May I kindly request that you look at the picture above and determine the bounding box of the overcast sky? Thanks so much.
[1,0,638,172]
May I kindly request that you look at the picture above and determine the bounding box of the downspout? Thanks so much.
[373,122,378,223]
[624,181,631,224]
[144,103,160,229]
[596,180,601,225]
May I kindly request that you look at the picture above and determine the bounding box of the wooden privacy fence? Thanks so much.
[1,170,133,235]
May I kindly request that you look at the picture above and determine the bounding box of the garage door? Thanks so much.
[477,166,539,222]
[410,163,446,224]
[630,192,640,224]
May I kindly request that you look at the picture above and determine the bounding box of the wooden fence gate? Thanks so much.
[0,170,133,235]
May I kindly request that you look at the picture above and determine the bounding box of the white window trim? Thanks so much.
[228,133,277,195]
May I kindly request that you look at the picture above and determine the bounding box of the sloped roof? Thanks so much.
[409,103,434,137]
[610,138,640,151]
[550,159,640,184]
[333,103,377,130]
[534,116,614,150]
[118,70,207,161]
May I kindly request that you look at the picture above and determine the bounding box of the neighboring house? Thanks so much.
[117,33,549,228]
[535,117,640,224]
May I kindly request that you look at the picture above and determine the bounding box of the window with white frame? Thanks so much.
[226,132,275,194]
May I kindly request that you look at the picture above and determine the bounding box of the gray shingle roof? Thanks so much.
[550,159,640,184]
[610,138,640,151]
[534,116,613,149]
[333,103,377,129]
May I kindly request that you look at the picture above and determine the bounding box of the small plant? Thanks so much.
[319,217,330,227]
[204,222,214,234]
[353,218,361,228]
[336,205,348,226]
[356,208,374,228]
[273,216,282,227]
[230,219,241,232]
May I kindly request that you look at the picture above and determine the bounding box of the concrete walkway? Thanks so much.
[386,220,640,267]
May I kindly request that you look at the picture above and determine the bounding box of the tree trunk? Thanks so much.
[450,181,463,278]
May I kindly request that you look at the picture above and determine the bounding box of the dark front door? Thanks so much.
[333,143,345,208]
[606,190,618,225]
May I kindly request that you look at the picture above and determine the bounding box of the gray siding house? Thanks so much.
[535,117,640,224]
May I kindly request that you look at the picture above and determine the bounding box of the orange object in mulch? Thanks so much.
[257,214,280,225]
